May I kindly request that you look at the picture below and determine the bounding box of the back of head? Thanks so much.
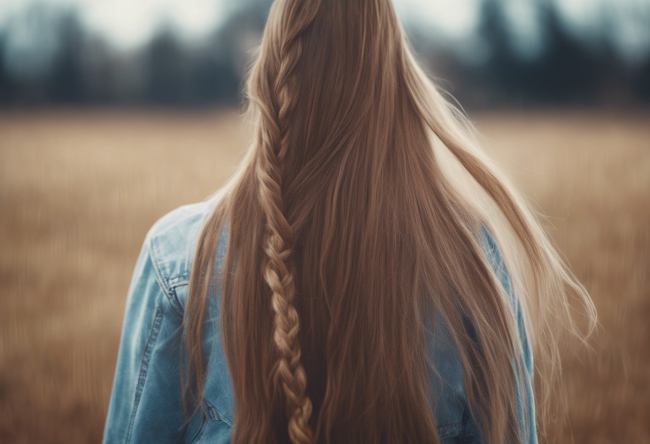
[184,1,597,443]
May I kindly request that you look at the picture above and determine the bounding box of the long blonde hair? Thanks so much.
[182,0,597,442]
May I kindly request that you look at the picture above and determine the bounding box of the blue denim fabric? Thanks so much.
[102,198,538,443]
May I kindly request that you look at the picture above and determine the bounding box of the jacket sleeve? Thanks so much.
[102,233,201,444]
[468,226,538,443]
[498,240,538,444]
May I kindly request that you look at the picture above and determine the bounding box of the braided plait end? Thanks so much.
[254,1,323,443]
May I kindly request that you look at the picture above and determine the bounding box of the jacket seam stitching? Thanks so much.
[168,273,190,288]
[124,302,164,444]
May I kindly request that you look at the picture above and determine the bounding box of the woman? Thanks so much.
[102,0,596,443]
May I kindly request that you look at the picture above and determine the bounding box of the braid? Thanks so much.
[255,1,323,443]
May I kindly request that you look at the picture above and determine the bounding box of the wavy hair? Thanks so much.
[182,0,597,442]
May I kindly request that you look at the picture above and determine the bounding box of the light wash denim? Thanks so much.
[102,197,537,443]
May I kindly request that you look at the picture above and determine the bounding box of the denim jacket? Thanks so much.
[102,197,537,443]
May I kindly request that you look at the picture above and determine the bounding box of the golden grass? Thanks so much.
[0,109,648,443]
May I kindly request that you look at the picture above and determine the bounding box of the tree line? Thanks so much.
[0,0,648,109]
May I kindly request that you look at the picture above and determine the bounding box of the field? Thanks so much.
[0,109,648,443]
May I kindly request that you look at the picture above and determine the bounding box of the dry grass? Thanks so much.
[0,109,648,443]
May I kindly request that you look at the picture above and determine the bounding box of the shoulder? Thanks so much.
[141,197,236,429]
[143,197,221,310]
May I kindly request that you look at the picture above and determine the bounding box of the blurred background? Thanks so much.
[0,0,648,443]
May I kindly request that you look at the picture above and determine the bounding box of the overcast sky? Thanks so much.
[0,0,648,60]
